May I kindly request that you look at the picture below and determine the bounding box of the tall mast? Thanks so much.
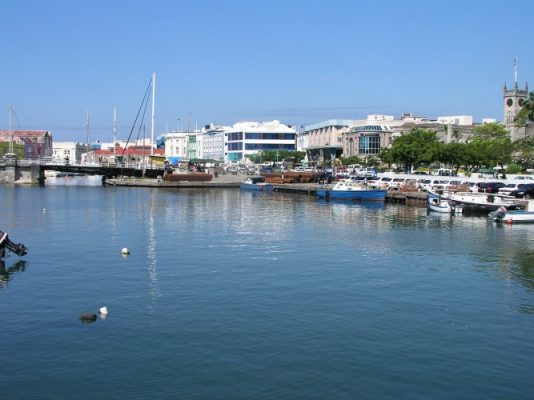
[8,104,14,154]
[86,110,90,150]
[113,107,117,155]
[151,72,156,156]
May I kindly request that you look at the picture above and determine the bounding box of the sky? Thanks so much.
[1,0,533,142]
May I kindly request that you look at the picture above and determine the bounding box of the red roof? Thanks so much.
[0,130,50,139]
[94,147,164,156]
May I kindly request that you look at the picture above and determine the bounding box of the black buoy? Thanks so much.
[80,312,97,323]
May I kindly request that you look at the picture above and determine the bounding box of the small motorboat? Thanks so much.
[316,179,387,201]
[427,191,463,214]
[240,176,273,191]
[488,200,534,223]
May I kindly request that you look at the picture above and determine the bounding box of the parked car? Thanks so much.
[476,181,506,193]
[510,183,534,198]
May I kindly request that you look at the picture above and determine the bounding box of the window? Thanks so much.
[358,135,381,154]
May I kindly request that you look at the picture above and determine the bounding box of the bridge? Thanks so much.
[0,159,167,183]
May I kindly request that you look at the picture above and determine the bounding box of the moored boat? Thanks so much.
[240,176,273,191]
[448,192,524,211]
[488,200,534,223]
[316,179,387,201]
[428,191,463,214]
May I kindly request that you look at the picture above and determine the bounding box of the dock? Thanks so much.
[273,183,427,205]
[104,177,428,206]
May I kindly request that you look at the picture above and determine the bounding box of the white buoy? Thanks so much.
[42,208,47,212]
[99,306,108,315]
[121,248,130,255]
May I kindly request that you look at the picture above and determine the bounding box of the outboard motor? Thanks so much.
[0,231,28,258]
[488,206,507,222]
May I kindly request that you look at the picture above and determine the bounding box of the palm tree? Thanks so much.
[516,91,534,125]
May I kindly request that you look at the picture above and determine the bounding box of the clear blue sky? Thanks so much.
[1,0,532,142]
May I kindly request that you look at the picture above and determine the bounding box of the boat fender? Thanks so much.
[80,312,97,323]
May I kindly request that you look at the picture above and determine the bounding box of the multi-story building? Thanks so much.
[224,120,297,163]
[201,124,228,162]
[301,119,355,165]
[52,142,87,164]
[0,130,53,159]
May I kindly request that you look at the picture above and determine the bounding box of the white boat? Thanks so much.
[489,200,534,223]
[240,176,273,191]
[428,191,463,214]
[448,192,525,211]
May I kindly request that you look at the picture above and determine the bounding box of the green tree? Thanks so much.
[388,128,440,172]
[515,91,534,125]
[470,123,513,178]
[340,155,362,166]
[437,141,467,174]
[513,136,534,170]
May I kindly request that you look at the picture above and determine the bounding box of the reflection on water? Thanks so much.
[45,175,103,186]
[0,260,27,288]
[2,186,534,399]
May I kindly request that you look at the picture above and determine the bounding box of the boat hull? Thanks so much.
[502,211,534,223]
[316,189,387,200]
[240,182,273,191]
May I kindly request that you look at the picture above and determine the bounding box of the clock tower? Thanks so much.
[504,59,528,140]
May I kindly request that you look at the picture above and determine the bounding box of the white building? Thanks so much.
[437,116,473,125]
[201,124,229,161]
[164,131,189,162]
[225,120,297,163]
[52,142,87,164]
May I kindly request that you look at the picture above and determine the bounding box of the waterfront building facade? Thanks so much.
[0,130,53,159]
[201,124,228,162]
[52,142,87,164]
[343,124,394,158]
[224,120,297,163]
[302,119,354,166]
[164,131,189,163]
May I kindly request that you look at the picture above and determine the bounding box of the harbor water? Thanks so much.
[1,177,534,399]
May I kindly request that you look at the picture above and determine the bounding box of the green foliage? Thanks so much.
[340,155,362,166]
[513,136,534,170]
[387,128,440,172]
[248,149,302,164]
[469,123,513,177]
[515,91,534,125]
[506,163,523,174]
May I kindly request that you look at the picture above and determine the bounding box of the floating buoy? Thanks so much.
[80,312,97,323]
[121,248,130,255]
[42,208,47,213]
[99,306,108,315]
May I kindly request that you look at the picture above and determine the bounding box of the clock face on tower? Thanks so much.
[507,98,513,107]
[519,98,524,107]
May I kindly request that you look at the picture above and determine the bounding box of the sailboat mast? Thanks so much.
[151,72,156,156]
[8,104,14,154]
[113,107,117,156]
